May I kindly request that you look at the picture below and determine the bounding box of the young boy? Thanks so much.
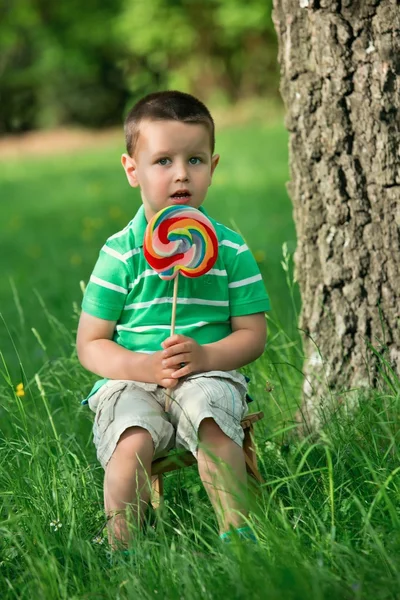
[77,90,270,549]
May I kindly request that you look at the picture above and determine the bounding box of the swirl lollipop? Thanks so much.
[144,205,219,410]
[144,205,218,279]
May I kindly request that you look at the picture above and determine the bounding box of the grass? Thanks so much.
[0,121,399,599]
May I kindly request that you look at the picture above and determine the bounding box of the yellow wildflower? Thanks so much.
[109,206,122,219]
[81,229,93,242]
[16,383,25,397]
[254,249,266,264]
[70,253,83,266]
[26,244,42,259]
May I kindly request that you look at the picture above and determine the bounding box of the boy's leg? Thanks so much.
[104,426,154,548]
[171,373,250,535]
[197,417,248,534]
[92,382,175,549]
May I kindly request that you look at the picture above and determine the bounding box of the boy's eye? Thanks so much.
[157,157,202,165]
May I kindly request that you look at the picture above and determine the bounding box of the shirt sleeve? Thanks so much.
[81,245,132,321]
[224,239,271,317]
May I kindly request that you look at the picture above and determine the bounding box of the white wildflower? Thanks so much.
[92,535,105,545]
[50,519,63,532]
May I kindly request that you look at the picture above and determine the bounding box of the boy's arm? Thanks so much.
[204,312,267,371]
[161,312,267,376]
[76,311,178,388]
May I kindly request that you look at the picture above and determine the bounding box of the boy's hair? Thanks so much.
[124,90,215,157]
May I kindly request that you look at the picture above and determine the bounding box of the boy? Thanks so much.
[77,90,270,549]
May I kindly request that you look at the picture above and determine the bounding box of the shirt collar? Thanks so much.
[131,204,210,248]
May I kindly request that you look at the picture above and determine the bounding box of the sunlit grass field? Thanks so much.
[0,122,399,599]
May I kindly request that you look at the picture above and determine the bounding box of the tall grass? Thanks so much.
[1,261,399,599]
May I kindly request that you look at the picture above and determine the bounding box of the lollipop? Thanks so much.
[144,205,218,279]
[144,205,219,410]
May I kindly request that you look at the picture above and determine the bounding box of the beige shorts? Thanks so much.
[88,371,249,469]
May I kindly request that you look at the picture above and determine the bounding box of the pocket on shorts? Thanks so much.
[194,376,248,422]
[94,382,128,436]
[188,371,248,416]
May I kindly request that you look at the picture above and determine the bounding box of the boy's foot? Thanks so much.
[219,525,258,545]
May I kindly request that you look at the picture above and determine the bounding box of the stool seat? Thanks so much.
[150,411,264,509]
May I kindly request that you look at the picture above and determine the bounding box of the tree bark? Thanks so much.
[272,0,400,430]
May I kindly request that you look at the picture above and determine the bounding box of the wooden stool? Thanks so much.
[150,411,264,509]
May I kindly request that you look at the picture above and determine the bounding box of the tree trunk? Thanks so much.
[272,0,400,431]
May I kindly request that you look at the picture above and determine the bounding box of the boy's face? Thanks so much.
[121,119,220,221]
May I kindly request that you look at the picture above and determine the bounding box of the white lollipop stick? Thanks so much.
[165,273,180,412]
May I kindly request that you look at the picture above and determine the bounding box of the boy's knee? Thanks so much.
[198,417,226,442]
[115,426,155,457]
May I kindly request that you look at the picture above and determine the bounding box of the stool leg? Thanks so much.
[151,474,164,510]
[243,425,264,484]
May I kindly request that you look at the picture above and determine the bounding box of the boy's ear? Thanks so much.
[209,153,220,183]
[121,153,139,188]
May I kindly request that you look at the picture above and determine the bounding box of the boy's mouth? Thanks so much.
[170,190,192,203]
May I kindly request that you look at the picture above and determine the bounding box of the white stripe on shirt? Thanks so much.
[228,274,262,289]
[124,297,229,310]
[219,240,240,250]
[236,244,249,255]
[129,269,158,288]
[90,275,128,294]
[123,248,141,260]
[102,245,127,264]
[116,321,210,333]
[128,268,227,288]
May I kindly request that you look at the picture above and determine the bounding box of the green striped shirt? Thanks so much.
[81,205,270,400]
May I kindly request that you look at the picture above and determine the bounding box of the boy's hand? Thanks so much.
[161,334,209,379]
[148,351,179,389]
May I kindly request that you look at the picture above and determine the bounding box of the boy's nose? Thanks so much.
[174,162,189,181]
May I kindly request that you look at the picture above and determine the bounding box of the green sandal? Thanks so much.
[220,525,258,544]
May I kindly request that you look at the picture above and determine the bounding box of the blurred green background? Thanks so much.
[1,0,277,134]
[0,0,301,387]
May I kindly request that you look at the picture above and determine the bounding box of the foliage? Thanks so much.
[0,0,127,132]
[116,0,277,106]
[0,0,278,133]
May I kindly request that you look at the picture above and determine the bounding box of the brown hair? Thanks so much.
[124,90,215,157]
